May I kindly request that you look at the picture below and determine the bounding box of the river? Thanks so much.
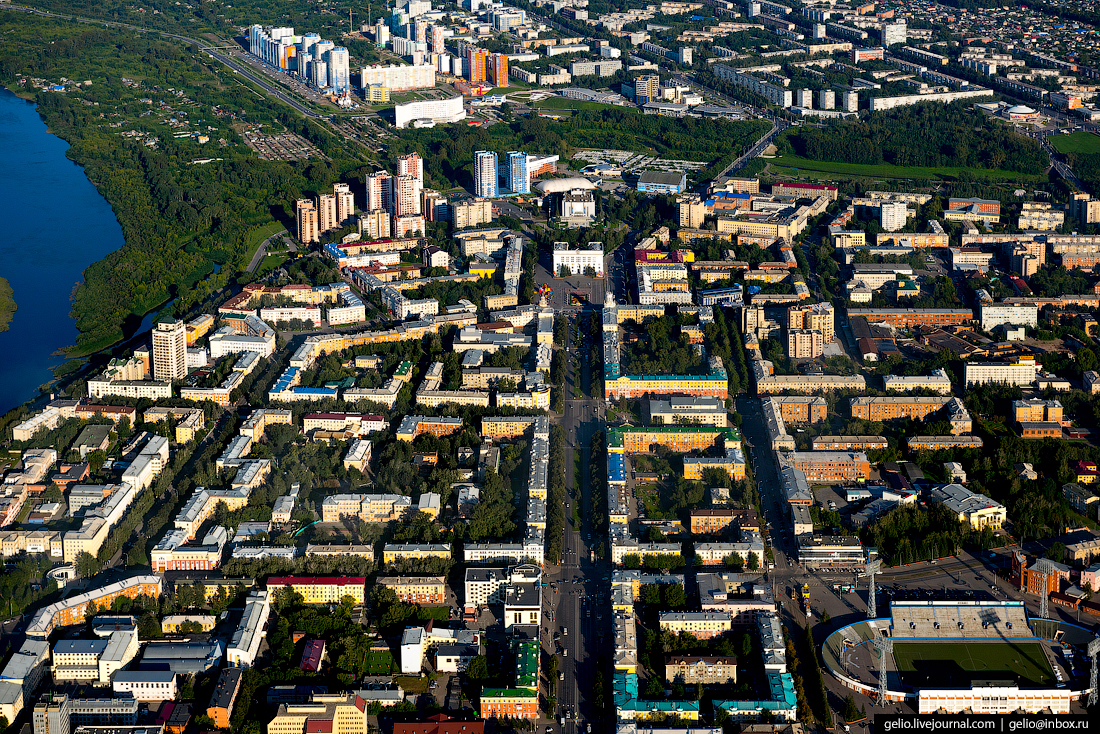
[0,87,127,416]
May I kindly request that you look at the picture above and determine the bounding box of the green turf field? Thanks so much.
[768,154,1048,182]
[1047,131,1100,154]
[893,641,1054,689]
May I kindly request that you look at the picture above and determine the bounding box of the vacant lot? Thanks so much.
[893,640,1054,689]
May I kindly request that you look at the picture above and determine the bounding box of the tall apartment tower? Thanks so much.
[502,151,529,194]
[325,47,351,92]
[397,152,425,186]
[365,171,393,212]
[296,198,319,243]
[634,74,660,104]
[474,150,499,198]
[818,89,835,109]
[880,201,907,232]
[842,91,858,113]
[490,53,509,88]
[153,321,187,381]
[393,175,423,216]
[466,47,487,82]
[334,183,355,224]
[316,193,339,232]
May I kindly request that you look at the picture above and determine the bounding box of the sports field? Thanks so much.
[893,641,1054,689]
[1048,131,1100,154]
[768,154,1048,182]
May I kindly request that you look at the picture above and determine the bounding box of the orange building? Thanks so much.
[479,689,538,719]
[782,452,870,483]
[490,53,509,87]
[689,509,737,535]
[207,668,244,729]
[466,47,488,82]
[846,309,973,328]
[771,396,828,424]
[811,436,888,451]
[1013,552,1068,597]
[849,396,952,422]
[1020,421,1062,439]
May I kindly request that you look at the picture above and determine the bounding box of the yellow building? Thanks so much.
[481,416,542,439]
[186,314,216,345]
[376,576,446,604]
[382,543,451,564]
[1012,399,1063,424]
[266,576,366,605]
[161,614,217,634]
[658,612,732,639]
[266,693,368,734]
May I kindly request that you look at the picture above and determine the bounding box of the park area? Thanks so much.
[892,640,1055,689]
[1048,131,1100,155]
[766,155,1048,183]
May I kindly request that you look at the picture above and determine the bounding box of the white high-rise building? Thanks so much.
[474,151,498,198]
[880,201,907,232]
[325,47,351,92]
[334,183,355,223]
[366,171,393,212]
[317,193,339,232]
[818,89,835,109]
[309,59,329,89]
[153,321,187,381]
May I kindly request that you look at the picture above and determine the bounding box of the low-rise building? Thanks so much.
[265,576,366,605]
[929,483,1006,530]
[664,655,737,685]
[659,612,732,639]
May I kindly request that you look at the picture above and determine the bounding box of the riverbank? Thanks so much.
[0,277,15,333]
[0,11,361,360]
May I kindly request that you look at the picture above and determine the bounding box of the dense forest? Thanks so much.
[779,103,1047,174]
[0,14,366,353]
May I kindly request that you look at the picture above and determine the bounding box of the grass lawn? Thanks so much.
[394,675,429,694]
[255,253,290,277]
[365,650,394,675]
[768,155,1048,182]
[893,640,1054,689]
[1048,131,1100,154]
[242,221,286,262]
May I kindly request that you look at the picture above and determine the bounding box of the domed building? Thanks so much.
[533,177,598,195]
[1002,104,1039,120]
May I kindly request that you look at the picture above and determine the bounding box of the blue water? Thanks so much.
[0,87,126,415]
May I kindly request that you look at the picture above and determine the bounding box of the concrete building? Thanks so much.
[645,396,727,427]
[152,321,187,381]
[780,452,870,483]
[265,576,366,605]
[659,612,733,639]
[964,360,1039,387]
[981,303,1038,330]
[552,242,604,276]
[394,95,466,129]
[930,483,1007,530]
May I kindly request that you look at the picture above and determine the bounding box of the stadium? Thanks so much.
[821,601,1096,714]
